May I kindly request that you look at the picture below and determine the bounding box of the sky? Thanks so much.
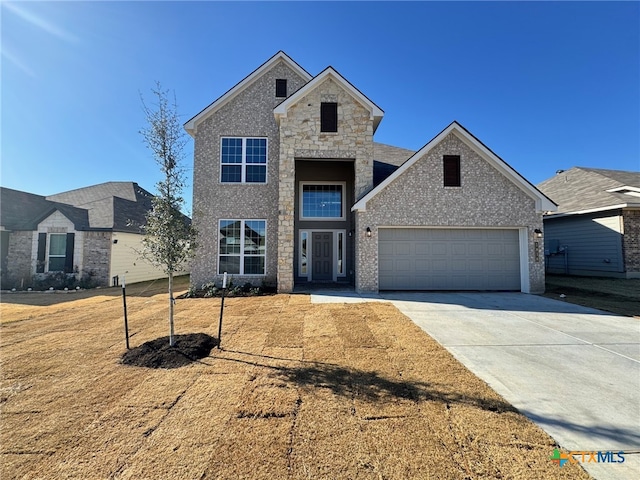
[2,1,639,214]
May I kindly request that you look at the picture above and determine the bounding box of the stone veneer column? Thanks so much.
[277,135,295,292]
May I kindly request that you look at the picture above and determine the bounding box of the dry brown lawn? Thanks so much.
[545,275,640,318]
[1,284,591,479]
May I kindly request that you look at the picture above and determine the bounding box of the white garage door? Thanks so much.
[378,228,521,291]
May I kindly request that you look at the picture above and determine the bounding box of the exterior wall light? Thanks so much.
[534,228,543,238]
[366,227,372,238]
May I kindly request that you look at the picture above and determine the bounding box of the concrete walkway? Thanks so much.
[310,290,640,480]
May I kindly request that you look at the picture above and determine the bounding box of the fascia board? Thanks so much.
[544,203,639,218]
[352,122,557,213]
[274,67,384,127]
[451,127,557,213]
[184,52,312,137]
[352,122,457,212]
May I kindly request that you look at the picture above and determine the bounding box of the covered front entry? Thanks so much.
[298,230,346,283]
[378,228,521,291]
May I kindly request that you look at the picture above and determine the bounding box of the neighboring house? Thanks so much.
[537,167,640,278]
[185,51,556,294]
[0,182,186,288]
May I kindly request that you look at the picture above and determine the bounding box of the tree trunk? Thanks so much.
[169,272,175,346]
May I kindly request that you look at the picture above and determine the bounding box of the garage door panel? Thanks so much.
[379,228,521,291]
[432,242,448,255]
[415,243,429,255]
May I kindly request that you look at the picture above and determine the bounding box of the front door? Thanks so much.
[312,232,333,281]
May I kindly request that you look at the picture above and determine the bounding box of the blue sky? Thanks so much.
[2,1,639,214]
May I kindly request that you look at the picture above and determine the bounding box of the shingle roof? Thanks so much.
[1,182,167,233]
[0,187,89,230]
[537,167,640,214]
[372,142,415,186]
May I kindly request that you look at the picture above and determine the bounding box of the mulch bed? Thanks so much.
[121,333,217,369]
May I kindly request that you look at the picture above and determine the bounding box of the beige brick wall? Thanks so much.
[6,231,33,288]
[277,77,375,291]
[190,61,308,288]
[622,209,640,276]
[355,131,545,293]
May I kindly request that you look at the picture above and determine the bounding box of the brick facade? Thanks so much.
[354,131,545,293]
[190,60,308,288]
[622,209,640,277]
[82,231,112,285]
[188,53,551,294]
[5,231,34,288]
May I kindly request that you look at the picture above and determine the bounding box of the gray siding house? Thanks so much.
[186,52,556,293]
[538,167,640,278]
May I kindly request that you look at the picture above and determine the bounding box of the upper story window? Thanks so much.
[443,155,461,187]
[320,102,338,132]
[275,79,287,98]
[221,137,267,183]
[300,182,345,220]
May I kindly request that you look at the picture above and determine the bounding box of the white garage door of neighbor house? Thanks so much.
[378,228,521,291]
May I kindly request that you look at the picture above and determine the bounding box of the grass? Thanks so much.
[545,275,640,318]
[1,286,590,479]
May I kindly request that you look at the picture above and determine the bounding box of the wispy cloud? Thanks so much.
[3,1,79,43]
[1,46,36,77]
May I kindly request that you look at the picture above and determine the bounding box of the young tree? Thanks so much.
[139,83,196,347]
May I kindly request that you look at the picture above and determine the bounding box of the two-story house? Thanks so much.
[185,52,556,294]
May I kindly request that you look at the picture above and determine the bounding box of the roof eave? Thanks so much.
[184,51,312,138]
[544,203,640,218]
[274,67,384,131]
[353,121,557,213]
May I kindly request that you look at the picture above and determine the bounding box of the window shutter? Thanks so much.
[321,102,338,132]
[64,233,75,273]
[275,79,287,97]
[37,233,46,273]
[443,155,461,187]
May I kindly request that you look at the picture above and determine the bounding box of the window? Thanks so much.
[37,232,75,273]
[48,234,67,271]
[320,102,338,132]
[219,220,266,275]
[275,79,287,97]
[300,183,345,220]
[443,155,461,187]
[300,231,308,276]
[337,231,344,275]
[221,138,267,183]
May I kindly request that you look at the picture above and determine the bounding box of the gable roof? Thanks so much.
[0,187,90,231]
[352,121,557,213]
[274,66,385,132]
[184,51,312,137]
[372,142,416,186]
[537,167,640,216]
[1,182,165,233]
[46,182,156,232]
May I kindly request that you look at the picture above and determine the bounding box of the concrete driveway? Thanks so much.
[310,291,640,480]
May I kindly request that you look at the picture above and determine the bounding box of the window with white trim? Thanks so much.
[48,234,67,272]
[219,220,266,275]
[220,137,267,183]
[300,182,345,220]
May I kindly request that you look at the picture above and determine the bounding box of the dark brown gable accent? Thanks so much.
[37,233,46,273]
[64,233,75,273]
[320,102,338,132]
[443,155,461,187]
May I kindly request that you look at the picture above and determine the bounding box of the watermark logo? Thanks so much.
[550,449,625,467]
